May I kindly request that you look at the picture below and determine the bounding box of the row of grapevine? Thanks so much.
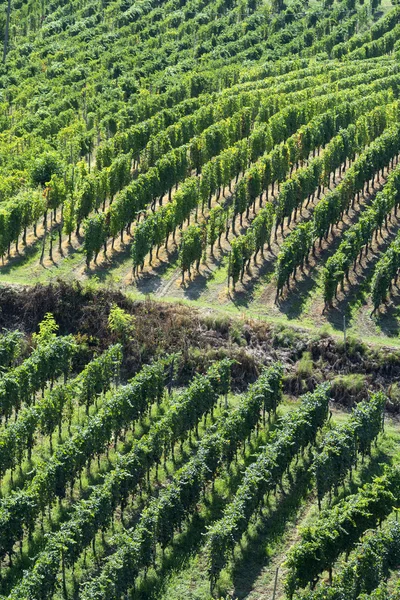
[347,23,400,61]
[93,60,395,195]
[276,124,400,295]
[284,467,400,598]
[118,85,376,269]
[371,221,400,311]
[129,81,399,277]
[79,363,284,600]
[58,64,394,257]
[0,356,169,562]
[206,383,331,590]
[314,392,385,508]
[102,59,377,165]
[0,335,78,422]
[0,64,394,268]
[139,90,265,171]
[4,360,232,599]
[0,344,123,480]
[294,519,400,600]
[101,60,376,169]
[78,60,375,190]
[227,98,395,287]
[331,7,400,59]
[171,77,400,283]
[0,330,23,371]
[77,70,340,256]
[232,88,394,230]
[322,161,400,306]
[0,0,388,234]
[179,93,395,283]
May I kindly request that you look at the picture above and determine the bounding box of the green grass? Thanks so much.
[3,227,400,349]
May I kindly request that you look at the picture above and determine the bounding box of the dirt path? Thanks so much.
[244,496,315,600]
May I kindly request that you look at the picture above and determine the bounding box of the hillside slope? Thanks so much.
[2,3,400,600]
[1,0,400,340]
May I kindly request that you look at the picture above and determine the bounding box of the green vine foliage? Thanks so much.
[206,382,331,590]
[0,335,78,423]
[130,83,394,275]
[178,224,204,282]
[0,344,123,479]
[0,354,168,565]
[285,467,400,598]
[322,162,400,307]
[0,330,23,371]
[314,392,386,508]
[79,363,284,600]
[276,122,400,296]
[293,520,400,600]
[6,359,232,599]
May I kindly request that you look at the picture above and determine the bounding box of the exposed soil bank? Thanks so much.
[1,281,400,410]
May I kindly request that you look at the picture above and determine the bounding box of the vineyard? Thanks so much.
[0,0,400,338]
[0,285,394,599]
[2,0,400,597]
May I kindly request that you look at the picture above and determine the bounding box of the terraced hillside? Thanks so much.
[2,1,400,598]
[2,0,400,340]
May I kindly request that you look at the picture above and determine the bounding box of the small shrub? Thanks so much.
[272,325,299,348]
[387,382,400,412]
[108,304,136,342]
[32,313,59,346]
[331,373,367,405]
[295,351,313,378]
[340,335,367,357]
[229,322,245,346]
[203,313,230,335]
